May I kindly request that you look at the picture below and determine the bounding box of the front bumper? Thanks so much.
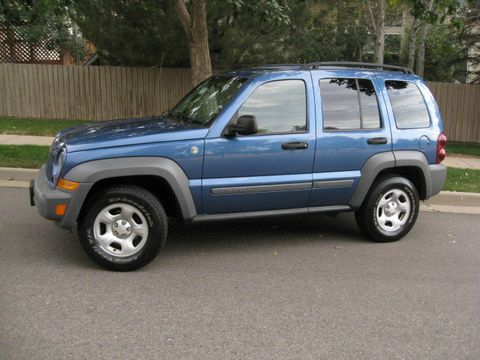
[31,166,92,230]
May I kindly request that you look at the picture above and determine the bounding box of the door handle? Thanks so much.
[282,141,309,150]
[367,137,388,145]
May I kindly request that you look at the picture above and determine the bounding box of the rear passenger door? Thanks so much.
[309,71,392,207]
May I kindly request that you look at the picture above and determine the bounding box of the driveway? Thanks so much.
[1,187,479,359]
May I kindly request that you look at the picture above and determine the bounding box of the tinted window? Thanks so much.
[238,80,307,134]
[320,78,380,130]
[385,80,430,129]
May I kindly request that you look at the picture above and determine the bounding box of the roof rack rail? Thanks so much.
[254,64,303,69]
[300,61,413,74]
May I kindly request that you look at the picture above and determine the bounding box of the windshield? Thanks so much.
[167,76,247,126]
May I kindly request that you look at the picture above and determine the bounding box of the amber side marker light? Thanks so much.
[55,204,67,216]
[57,178,80,191]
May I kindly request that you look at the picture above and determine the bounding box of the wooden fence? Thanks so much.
[0,64,479,142]
[0,64,192,121]
[428,82,480,143]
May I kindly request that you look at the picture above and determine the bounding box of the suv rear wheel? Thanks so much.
[78,185,167,271]
[355,175,419,242]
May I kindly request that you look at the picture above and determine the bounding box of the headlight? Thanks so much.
[52,148,67,185]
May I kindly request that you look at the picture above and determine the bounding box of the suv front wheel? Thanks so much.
[355,175,419,242]
[78,185,168,271]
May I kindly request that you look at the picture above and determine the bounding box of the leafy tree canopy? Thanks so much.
[0,0,84,59]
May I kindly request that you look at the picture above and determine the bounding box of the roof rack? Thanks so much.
[253,64,303,70]
[299,61,414,74]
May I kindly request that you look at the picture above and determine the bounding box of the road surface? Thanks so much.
[1,187,479,359]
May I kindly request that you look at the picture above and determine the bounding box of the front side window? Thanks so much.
[237,80,307,134]
[320,78,381,130]
[385,80,430,129]
[168,76,246,126]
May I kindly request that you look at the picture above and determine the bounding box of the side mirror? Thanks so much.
[225,115,258,137]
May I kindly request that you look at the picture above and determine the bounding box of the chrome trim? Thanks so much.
[211,182,311,195]
[312,179,354,189]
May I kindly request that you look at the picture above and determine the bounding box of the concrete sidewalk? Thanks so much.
[443,156,480,170]
[0,134,54,146]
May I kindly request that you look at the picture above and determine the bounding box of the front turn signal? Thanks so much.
[57,178,80,191]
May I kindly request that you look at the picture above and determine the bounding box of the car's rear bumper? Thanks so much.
[428,164,447,198]
[31,166,92,230]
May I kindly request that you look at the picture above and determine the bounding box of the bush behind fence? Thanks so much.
[0,63,479,142]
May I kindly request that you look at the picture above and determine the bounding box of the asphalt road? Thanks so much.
[1,187,479,360]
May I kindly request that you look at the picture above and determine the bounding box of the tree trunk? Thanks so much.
[415,23,427,76]
[407,19,417,71]
[405,14,418,71]
[373,0,385,64]
[174,0,212,86]
[415,0,434,76]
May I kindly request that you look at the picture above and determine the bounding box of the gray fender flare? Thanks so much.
[349,152,395,208]
[64,157,198,223]
[349,150,436,208]
[393,150,436,199]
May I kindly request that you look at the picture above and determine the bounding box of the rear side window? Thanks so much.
[238,80,307,134]
[320,78,380,130]
[385,80,430,129]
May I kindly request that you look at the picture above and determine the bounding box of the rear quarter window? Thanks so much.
[385,80,430,129]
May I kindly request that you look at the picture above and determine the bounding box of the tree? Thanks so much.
[364,0,386,64]
[0,0,85,61]
[173,0,292,85]
[74,0,188,67]
[174,0,212,86]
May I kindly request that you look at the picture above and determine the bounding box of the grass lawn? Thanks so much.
[0,145,49,169]
[447,141,480,158]
[0,117,90,136]
[444,167,480,193]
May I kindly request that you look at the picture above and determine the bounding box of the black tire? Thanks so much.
[355,175,419,243]
[78,185,167,271]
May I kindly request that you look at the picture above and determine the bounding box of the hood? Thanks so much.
[56,116,209,152]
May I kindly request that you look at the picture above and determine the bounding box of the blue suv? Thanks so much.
[31,62,447,271]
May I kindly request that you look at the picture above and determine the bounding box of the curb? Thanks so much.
[1,167,480,211]
[425,191,480,207]
[0,167,38,182]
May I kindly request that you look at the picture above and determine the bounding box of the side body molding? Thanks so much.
[64,157,198,223]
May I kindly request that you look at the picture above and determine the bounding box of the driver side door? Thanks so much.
[201,76,316,214]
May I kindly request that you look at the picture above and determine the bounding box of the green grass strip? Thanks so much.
[447,141,480,158]
[0,144,479,194]
[0,117,91,137]
[444,167,480,193]
[0,145,50,169]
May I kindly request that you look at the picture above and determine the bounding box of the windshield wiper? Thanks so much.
[169,111,194,124]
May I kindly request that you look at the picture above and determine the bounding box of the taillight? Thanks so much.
[436,132,447,164]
